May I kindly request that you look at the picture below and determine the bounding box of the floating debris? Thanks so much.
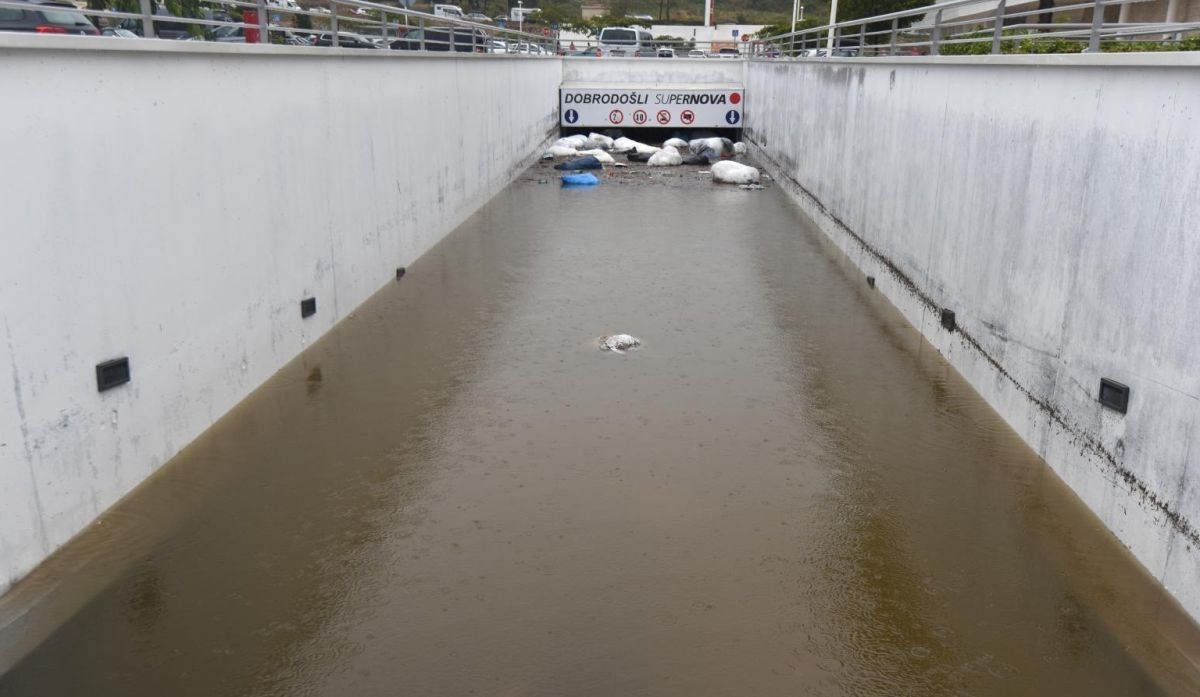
[562,172,600,186]
[648,146,683,166]
[738,183,765,190]
[600,334,641,353]
[711,161,761,185]
[554,155,603,171]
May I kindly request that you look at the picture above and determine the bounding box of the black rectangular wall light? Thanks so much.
[1099,378,1130,414]
[96,357,131,392]
[300,297,317,319]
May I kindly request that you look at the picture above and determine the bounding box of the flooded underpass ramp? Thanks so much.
[2,151,1199,695]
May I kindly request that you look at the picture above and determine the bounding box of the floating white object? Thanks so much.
[600,334,641,353]
[613,137,659,155]
[733,141,747,154]
[711,160,761,185]
[555,134,589,149]
[664,137,688,148]
[588,132,615,150]
[578,149,616,164]
[546,145,580,157]
[647,146,683,166]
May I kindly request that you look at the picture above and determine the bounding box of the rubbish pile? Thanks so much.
[541,131,763,188]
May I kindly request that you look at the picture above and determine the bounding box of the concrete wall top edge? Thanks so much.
[747,51,1200,67]
[0,32,564,59]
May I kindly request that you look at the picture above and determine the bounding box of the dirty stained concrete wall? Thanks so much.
[0,36,561,594]
[745,54,1200,620]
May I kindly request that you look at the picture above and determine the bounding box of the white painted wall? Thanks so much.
[562,56,745,85]
[0,35,561,594]
[746,54,1200,620]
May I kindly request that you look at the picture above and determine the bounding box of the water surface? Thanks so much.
[1,161,1198,696]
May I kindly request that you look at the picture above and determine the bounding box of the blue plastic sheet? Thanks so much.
[561,172,599,186]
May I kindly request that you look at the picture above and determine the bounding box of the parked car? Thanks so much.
[433,3,464,19]
[486,38,507,53]
[101,26,138,37]
[597,26,652,57]
[570,45,601,56]
[390,26,486,51]
[313,31,381,48]
[686,48,704,58]
[465,12,490,22]
[0,0,98,35]
[656,47,674,57]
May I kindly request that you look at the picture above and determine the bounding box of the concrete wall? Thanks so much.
[0,36,560,594]
[745,53,1200,619]
[562,56,745,85]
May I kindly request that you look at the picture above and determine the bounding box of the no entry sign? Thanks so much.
[560,87,744,129]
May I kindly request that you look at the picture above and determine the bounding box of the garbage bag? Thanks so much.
[554,155,603,170]
[561,172,600,186]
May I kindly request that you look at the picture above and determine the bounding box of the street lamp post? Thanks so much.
[826,0,838,51]
[517,0,523,32]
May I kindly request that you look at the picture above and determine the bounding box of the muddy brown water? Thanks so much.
[1,158,1199,696]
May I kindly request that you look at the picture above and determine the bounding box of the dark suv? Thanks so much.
[0,0,98,35]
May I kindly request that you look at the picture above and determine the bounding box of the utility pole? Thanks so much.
[825,0,838,50]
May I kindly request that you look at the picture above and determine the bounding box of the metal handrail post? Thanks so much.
[930,8,943,54]
[330,0,338,45]
[418,16,425,50]
[138,0,154,38]
[858,23,865,54]
[889,17,898,54]
[991,0,1007,53]
[1088,0,1104,51]
[450,24,456,51]
[255,0,267,43]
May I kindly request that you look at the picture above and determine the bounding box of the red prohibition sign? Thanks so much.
[680,110,695,125]
[656,109,671,124]
[632,109,648,125]
[609,109,624,125]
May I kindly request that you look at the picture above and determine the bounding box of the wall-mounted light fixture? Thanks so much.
[1099,378,1130,414]
[96,357,131,392]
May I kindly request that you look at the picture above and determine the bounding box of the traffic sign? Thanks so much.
[725,109,740,125]
[632,109,648,125]
[681,110,695,125]
[656,109,671,124]
[609,109,624,124]
[564,108,579,124]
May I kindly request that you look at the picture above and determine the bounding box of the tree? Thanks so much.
[837,0,924,41]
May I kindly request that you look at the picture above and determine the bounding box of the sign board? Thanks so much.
[559,88,744,128]
[731,28,739,38]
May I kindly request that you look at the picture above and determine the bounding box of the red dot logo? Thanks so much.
[730,92,742,105]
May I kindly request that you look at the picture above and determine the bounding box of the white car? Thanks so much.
[687,49,704,58]
[657,47,675,57]
[487,39,507,53]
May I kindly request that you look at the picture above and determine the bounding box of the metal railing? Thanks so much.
[0,0,768,57]
[750,0,1200,56]
[0,0,560,53]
